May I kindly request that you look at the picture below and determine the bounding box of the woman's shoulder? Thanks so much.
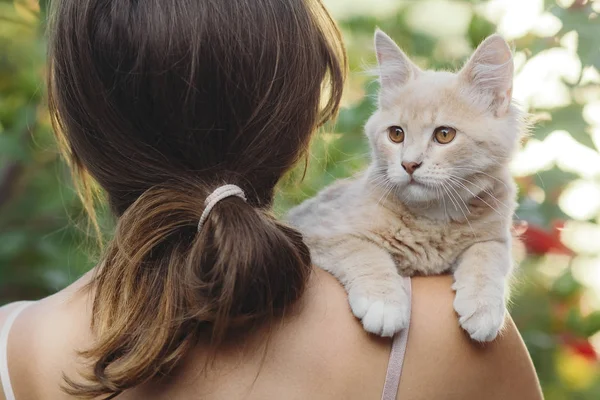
[399,275,543,400]
[0,270,542,400]
[0,273,95,400]
[281,269,542,400]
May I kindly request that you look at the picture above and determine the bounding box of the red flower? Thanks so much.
[518,220,574,256]
[561,334,598,362]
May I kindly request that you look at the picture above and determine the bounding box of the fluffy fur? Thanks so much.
[288,31,524,341]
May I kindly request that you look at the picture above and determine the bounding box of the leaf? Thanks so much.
[519,167,579,225]
[335,97,375,135]
[39,0,49,18]
[551,270,582,299]
[0,134,28,161]
[551,2,600,69]
[532,104,596,150]
[565,308,586,335]
[515,34,561,59]
[534,167,579,194]
[582,311,600,337]
[467,13,496,49]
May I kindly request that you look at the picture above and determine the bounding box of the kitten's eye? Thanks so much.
[433,126,456,144]
[388,126,405,143]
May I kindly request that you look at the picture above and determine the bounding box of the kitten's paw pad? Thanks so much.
[453,288,506,342]
[348,290,410,337]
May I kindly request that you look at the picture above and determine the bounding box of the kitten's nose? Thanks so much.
[401,161,421,175]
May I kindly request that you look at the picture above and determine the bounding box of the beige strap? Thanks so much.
[381,277,411,400]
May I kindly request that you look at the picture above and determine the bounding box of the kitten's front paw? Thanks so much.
[348,282,410,337]
[453,281,506,342]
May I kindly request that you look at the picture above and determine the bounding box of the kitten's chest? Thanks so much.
[367,213,487,276]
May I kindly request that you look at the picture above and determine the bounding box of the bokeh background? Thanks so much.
[1,0,599,397]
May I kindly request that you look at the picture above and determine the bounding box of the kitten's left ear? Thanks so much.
[459,35,513,116]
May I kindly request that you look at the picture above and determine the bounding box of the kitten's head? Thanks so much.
[366,30,522,205]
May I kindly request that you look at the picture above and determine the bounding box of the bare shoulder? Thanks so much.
[399,275,543,400]
[287,270,542,400]
[0,302,29,400]
[0,301,35,327]
[1,270,542,400]
[0,272,96,400]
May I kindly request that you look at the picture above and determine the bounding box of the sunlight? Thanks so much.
[481,0,543,39]
[581,66,600,85]
[531,12,563,37]
[562,221,600,255]
[513,130,600,181]
[323,0,404,19]
[536,253,571,283]
[547,131,600,178]
[513,51,528,72]
[560,30,579,54]
[511,138,554,176]
[514,48,581,109]
[584,101,600,127]
[559,180,600,221]
[593,128,600,151]
[556,0,576,7]
[405,0,472,37]
[572,256,600,299]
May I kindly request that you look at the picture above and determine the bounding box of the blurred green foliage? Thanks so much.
[1,0,91,301]
[1,0,600,398]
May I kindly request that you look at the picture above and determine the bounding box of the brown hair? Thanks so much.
[47,0,346,397]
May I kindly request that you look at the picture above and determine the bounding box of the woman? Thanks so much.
[0,0,543,399]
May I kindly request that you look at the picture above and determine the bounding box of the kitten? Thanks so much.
[288,30,523,342]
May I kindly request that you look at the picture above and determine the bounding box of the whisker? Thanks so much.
[375,180,395,208]
[446,176,508,218]
[450,167,509,189]
[439,186,448,217]
[444,182,475,234]
[440,182,460,213]
[446,182,472,216]
[447,174,511,211]
[338,152,372,164]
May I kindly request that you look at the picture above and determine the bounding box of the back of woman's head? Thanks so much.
[47,0,346,396]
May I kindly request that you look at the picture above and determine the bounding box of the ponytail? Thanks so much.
[65,181,311,397]
[49,0,346,395]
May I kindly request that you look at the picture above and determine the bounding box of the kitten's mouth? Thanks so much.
[408,177,431,190]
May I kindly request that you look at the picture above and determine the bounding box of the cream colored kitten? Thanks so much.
[288,30,523,342]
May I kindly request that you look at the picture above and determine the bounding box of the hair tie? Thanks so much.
[197,184,247,232]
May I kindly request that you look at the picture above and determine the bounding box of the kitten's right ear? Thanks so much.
[375,30,420,98]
